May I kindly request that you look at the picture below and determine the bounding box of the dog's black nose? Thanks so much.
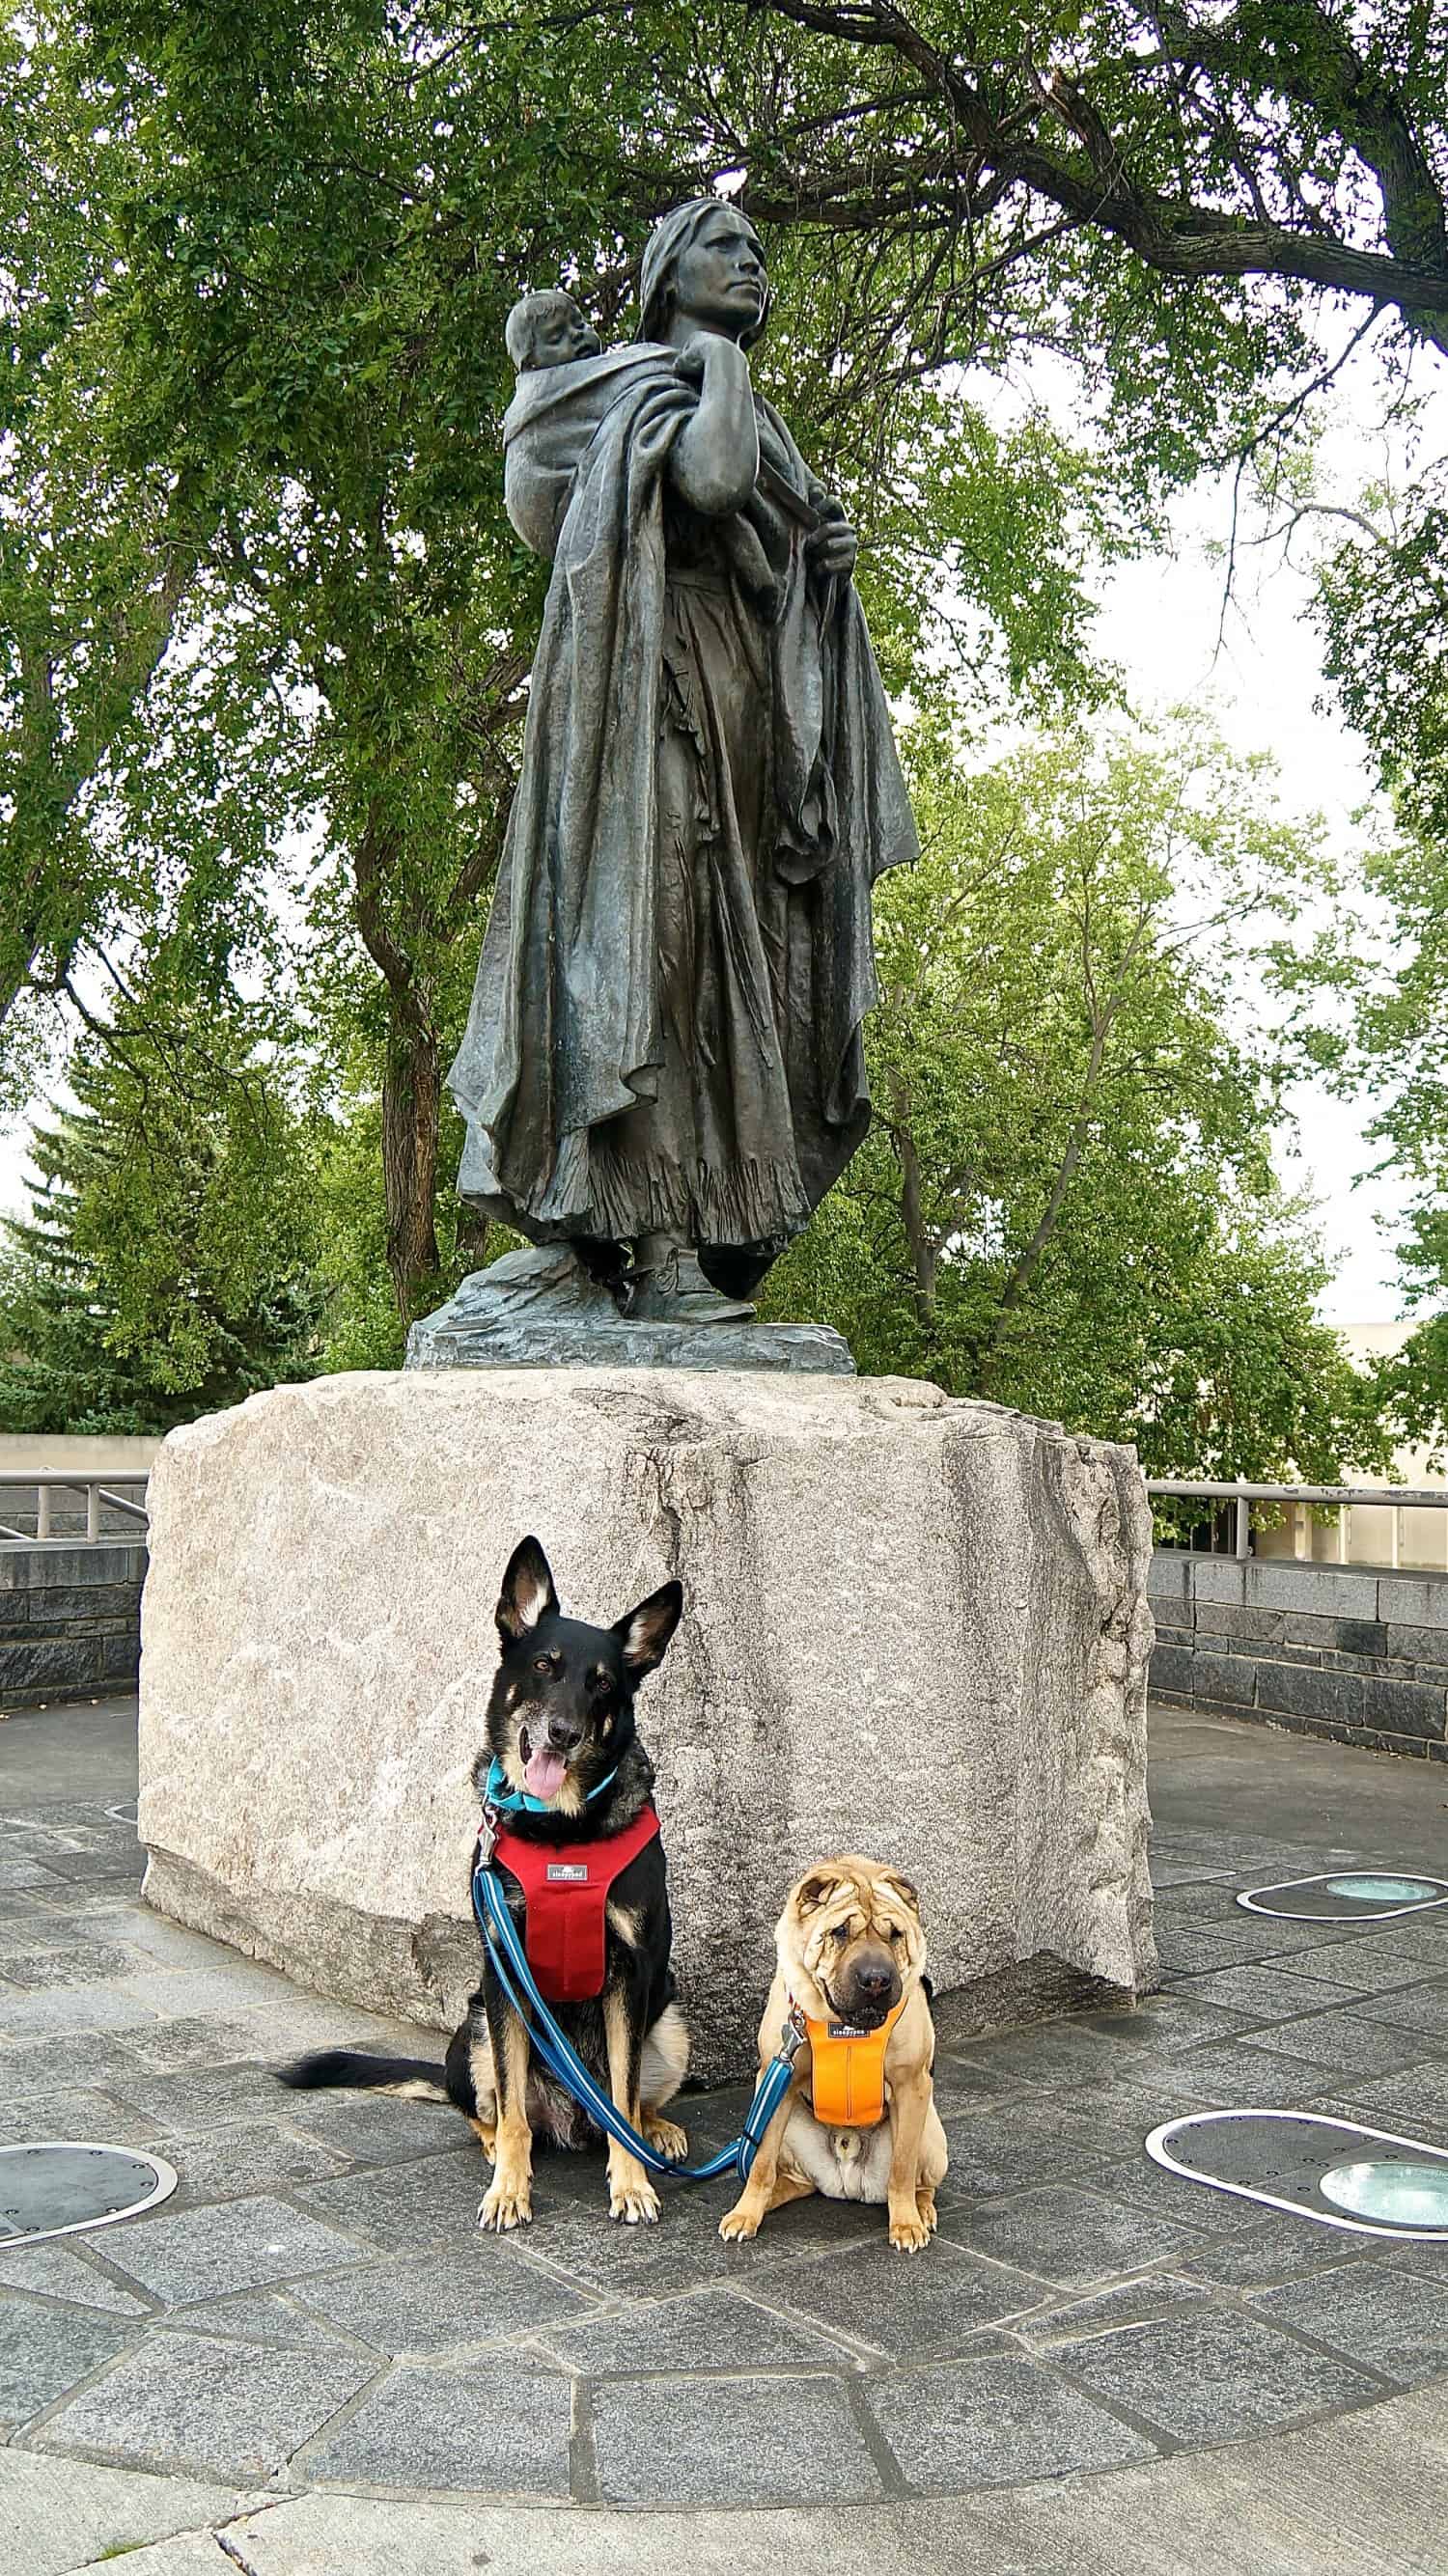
[852,1956,899,2003]
[545,1716,585,1753]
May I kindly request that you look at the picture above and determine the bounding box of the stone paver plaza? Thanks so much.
[2,1699,1447,2569]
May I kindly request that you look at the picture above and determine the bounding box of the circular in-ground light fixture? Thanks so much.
[1146,2110,1448,2240]
[1320,2162,1448,2230]
[0,2141,177,2247]
[1323,1874,1440,1904]
[1237,1869,1448,1922]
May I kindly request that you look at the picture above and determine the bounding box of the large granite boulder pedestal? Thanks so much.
[137,1371,1157,2080]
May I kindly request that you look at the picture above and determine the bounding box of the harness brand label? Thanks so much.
[828,2022,872,2039]
[546,1863,589,1883]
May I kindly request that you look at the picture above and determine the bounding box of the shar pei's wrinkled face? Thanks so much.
[778,1856,928,2031]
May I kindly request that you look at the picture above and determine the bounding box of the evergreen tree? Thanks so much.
[0,1023,326,1433]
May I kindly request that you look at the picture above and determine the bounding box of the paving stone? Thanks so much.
[1354,1980,1448,2043]
[0,2034,150,2096]
[933,2101,1121,2197]
[153,2289,364,2354]
[946,2021,1136,2093]
[0,2088,140,2149]
[117,2016,294,2073]
[1171,1964,1368,2023]
[38,2326,375,2479]
[1104,1994,1258,2052]
[468,2177,880,2301]
[279,2088,477,2170]
[0,2241,152,2315]
[94,2192,370,2306]
[295,2150,513,2253]
[160,2120,351,2206]
[0,2289,130,2426]
[538,2284,850,2375]
[1238,2012,1427,2079]
[1254,2258,1448,2386]
[0,1854,65,1891]
[1179,2208,1379,2286]
[0,1938,147,1990]
[1271,1941,1448,1993]
[300,2352,571,2495]
[591,2369,882,2506]
[1061,2302,1381,2441]
[1016,2271,1212,2346]
[868,2348,1157,2491]
[1176,2040,1378,2104]
[927,2052,1035,2111]
[1087,2153,1274,2235]
[939,2183,1210,2288]
[1333,2066,1448,2138]
[1328,1918,1448,1967]
[109,2064,326,2135]
[0,1983,169,2040]
[752,2233,1050,2359]
[290,2241,599,2355]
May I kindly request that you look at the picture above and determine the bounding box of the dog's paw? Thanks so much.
[642,2112,688,2162]
[609,2178,661,2226]
[888,2208,933,2253]
[916,2186,939,2234]
[477,2180,532,2232]
[718,2202,761,2242]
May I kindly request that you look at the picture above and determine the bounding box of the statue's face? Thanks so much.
[669,208,766,339]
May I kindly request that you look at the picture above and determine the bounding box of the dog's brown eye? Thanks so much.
[533,1653,556,1676]
[830,1925,848,1944]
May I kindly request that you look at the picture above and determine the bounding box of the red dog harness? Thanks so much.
[491,1805,660,2002]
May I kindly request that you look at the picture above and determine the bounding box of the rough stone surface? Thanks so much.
[406,1245,854,1375]
[138,1370,1156,2077]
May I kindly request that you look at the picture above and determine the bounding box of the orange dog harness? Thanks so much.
[801,1999,905,2127]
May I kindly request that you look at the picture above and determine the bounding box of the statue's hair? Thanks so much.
[637,197,769,348]
[505,289,584,372]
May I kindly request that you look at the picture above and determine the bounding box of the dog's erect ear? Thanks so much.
[794,1869,846,1918]
[612,1579,683,1680]
[496,1537,560,1643]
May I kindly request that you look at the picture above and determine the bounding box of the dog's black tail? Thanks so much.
[276,2048,451,2105]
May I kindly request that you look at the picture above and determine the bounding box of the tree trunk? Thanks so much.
[380,1009,441,1322]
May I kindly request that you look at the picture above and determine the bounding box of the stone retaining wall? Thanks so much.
[0,1543,148,1707]
[1149,1549,1448,1759]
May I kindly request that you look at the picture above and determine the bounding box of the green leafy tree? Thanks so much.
[765,717,1387,1478]
[0,1009,325,1432]
[7,1,1128,1328]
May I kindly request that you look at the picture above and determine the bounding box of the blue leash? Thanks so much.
[470,1830,804,2184]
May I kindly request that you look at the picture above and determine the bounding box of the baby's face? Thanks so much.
[531,300,601,368]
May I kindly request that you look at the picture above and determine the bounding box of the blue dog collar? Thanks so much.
[482,1756,620,1817]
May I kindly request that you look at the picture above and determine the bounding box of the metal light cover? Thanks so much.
[0,2141,178,2246]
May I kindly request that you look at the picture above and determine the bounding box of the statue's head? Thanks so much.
[506,289,601,374]
[638,198,770,348]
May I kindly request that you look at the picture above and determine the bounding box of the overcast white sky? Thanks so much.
[0,359,1434,1328]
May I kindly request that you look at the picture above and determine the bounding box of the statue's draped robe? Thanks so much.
[449,345,918,1255]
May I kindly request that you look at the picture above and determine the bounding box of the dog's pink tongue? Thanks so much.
[524,1744,569,1802]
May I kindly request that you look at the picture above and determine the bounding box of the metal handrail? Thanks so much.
[1147,1477,1448,1567]
[0,1471,150,1545]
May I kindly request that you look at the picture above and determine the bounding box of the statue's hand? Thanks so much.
[675,331,750,388]
[806,492,858,581]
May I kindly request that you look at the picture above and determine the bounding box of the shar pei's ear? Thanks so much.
[792,1866,849,1918]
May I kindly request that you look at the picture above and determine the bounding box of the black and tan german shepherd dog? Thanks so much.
[278,1536,688,2230]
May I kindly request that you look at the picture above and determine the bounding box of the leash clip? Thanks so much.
[779,2003,808,2063]
[477,1803,500,1870]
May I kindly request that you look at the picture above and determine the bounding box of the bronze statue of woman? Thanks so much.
[447,198,918,1325]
